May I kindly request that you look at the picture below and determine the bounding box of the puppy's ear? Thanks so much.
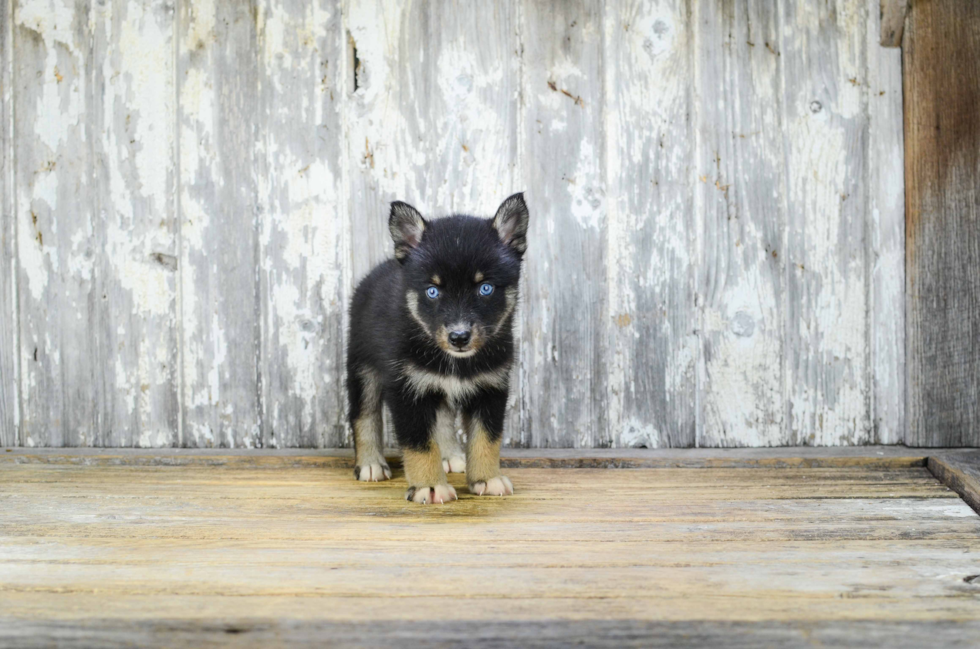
[389,202,427,262]
[492,192,529,256]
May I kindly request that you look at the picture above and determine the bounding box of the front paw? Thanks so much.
[469,476,514,496]
[405,484,458,504]
[354,462,392,482]
[442,455,466,473]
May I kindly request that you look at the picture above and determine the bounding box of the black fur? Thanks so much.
[346,194,528,454]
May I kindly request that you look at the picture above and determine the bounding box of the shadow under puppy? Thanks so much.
[346,194,529,504]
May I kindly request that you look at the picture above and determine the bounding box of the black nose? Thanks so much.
[448,330,471,348]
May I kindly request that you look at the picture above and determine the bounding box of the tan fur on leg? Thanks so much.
[465,417,513,496]
[403,443,456,504]
[353,370,390,482]
[353,411,390,481]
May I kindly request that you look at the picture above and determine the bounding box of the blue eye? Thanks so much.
[426,286,440,299]
[479,282,494,296]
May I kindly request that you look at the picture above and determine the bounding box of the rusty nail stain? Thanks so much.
[363,137,374,169]
[559,88,585,107]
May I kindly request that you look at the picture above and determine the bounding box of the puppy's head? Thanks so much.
[390,193,529,358]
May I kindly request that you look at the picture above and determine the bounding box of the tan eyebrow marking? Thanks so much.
[474,271,484,283]
[431,275,441,285]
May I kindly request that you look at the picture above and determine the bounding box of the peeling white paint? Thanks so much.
[619,419,662,449]
[5,0,905,449]
[567,140,605,230]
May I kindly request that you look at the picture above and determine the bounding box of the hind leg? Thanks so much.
[433,404,466,474]
[349,367,390,482]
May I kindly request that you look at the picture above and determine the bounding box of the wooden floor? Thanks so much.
[3,451,980,647]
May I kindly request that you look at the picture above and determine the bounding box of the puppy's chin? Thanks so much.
[436,338,480,358]
[444,348,477,359]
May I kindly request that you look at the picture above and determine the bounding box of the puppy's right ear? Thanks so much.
[492,192,529,256]
[389,202,427,262]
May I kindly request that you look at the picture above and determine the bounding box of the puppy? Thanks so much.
[346,194,529,504]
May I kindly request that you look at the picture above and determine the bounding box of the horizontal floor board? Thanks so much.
[2,459,979,647]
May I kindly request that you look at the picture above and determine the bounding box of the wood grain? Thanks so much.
[929,451,980,515]
[868,3,906,444]
[178,0,262,448]
[5,619,980,649]
[1,462,978,646]
[256,0,347,448]
[780,0,872,445]
[521,0,608,448]
[694,0,784,446]
[0,0,15,446]
[603,0,697,448]
[14,0,94,448]
[0,445,943,469]
[14,0,179,447]
[904,0,980,447]
[96,0,180,447]
[879,0,907,48]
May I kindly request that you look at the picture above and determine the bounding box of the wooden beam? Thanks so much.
[929,451,980,514]
[904,0,980,446]
[5,619,980,649]
[880,0,908,47]
[0,0,16,446]
[0,445,949,469]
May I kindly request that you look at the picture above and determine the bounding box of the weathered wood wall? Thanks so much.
[0,0,908,449]
[904,0,980,447]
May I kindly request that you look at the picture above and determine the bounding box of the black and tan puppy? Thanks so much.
[346,194,528,504]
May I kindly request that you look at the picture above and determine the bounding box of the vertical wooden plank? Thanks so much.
[14,0,178,448]
[344,0,519,445]
[603,0,696,448]
[14,0,98,447]
[95,0,179,447]
[904,0,980,447]
[693,0,785,446]
[178,0,262,448]
[522,0,607,447]
[868,6,905,444]
[779,0,872,445]
[0,0,16,446]
[256,0,346,448]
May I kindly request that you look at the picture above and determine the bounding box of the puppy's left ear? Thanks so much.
[492,192,529,256]
[389,201,427,262]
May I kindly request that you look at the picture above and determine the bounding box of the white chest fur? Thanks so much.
[401,364,510,406]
